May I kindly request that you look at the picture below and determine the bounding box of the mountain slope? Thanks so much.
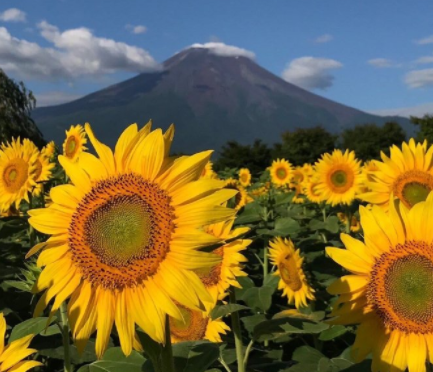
[32,47,412,154]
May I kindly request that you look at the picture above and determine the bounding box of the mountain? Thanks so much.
[32,47,413,154]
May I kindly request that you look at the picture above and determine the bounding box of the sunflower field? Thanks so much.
[1,121,432,372]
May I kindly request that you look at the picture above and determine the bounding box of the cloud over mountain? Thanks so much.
[190,42,255,60]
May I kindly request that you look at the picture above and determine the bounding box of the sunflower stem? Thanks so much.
[345,207,352,234]
[229,289,245,372]
[160,316,175,372]
[60,302,72,372]
[321,206,327,222]
[243,339,254,368]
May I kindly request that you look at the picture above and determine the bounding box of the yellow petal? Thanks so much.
[326,248,372,275]
[84,123,115,174]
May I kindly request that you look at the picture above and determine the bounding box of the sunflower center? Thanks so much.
[34,159,43,181]
[65,136,78,158]
[194,247,223,287]
[240,174,248,183]
[393,170,433,208]
[368,241,433,333]
[169,305,208,342]
[328,166,354,193]
[69,173,175,289]
[277,168,287,180]
[2,158,29,193]
[279,254,303,291]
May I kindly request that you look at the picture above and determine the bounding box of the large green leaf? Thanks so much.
[9,317,56,343]
[172,341,220,372]
[210,304,249,319]
[241,285,274,312]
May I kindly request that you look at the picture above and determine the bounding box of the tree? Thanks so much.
[341,122,406,161]
[272,126,337,165]
[410,114,433,144]
[214,139,272,176]
[0,69,45,146]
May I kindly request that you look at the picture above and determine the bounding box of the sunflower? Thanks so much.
[270,159,292,186]
[194,219,251,305]
[326,196,433,372]
[0,313,42,372]
[63,124,87,162]
[290,167,305,188]
[336,212,361,233]
[0,138,39,212]
[169,304,230,343]
[238,168,252,187]
[303,180,323,204]
[359,139,433,210]
[315,149,363,206]
[224,178,248,210]
[27,122,237,358]
[41,141,56,159]
[200,160,217,179]
[269,237,315,308]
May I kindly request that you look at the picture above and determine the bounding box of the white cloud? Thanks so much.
[0,8,26,23]
[415,56,433,65]
[416,35,433,45]
[36,91,83,107]
[0,22,161,81]
[281,56,343,90]
[125,24,147,34]
[190,42,255,60]
[405,68,433,88]
[369,102,433,118]
[368,58,394,68]
[314,34,333,43]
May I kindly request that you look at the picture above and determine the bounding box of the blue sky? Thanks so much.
[2,0,433,116]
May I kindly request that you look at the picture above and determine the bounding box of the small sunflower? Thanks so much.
[315,149,363,206]
[63,124,87,162]
[269,237,315,308]
[0,313,42,372]
[41,141,56,159]
[28,122,236,358]
[0,138,39,212]
[290,167,305,187]
[359,139,433,210]
[200,160,217,179]
[303,180,323,204]
[195,219,251,305]
[224,178,248,210]
[336,212,361,233]
[238,168,252,187]
[169,304,230,343]
[326,196,433,372]
[270,159,292,186]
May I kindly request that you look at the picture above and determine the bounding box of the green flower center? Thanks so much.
[68,138,76,153]
[402,182,431,208]
[277,168,287,179]
[330,170,347,187]
[2,159,28,193]
[8,169,17,181]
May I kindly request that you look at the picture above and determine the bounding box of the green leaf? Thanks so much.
[76,347,146,372]
[309,219,326,231]
[273,217,300,236]
[235,202,263,224]
[324,216,340,234]
[234,276,255,298]
[340,360,372,371]
[9,317,56,343]
[263,274,279,290]
[319,325,347,341]
[293,345,325,364]
[210,304,249,319]
[241,285,274,312]
[173,341,220,372]
[241,314,267,334]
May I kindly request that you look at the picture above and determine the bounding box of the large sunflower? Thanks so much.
[169,304,230,344]
[270,159,292,186]
[315,149,363,206]
[0,313,42,372]
[269,237,315,309]
[27,122,237,358]
[359,139,433,210]
[63,124,87,162]
[326,196,433,372]
[0,138,39,212]
[194,219,251,305]
[238,168,252,187]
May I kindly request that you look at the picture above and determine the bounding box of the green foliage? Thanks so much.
[411,114,433,144]
[0,69,44,146]
[272,126,337,165]
[341,121,406,161]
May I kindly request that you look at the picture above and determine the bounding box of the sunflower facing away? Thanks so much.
[169,304,229,344]
[315,149,363,206]
[270,158,292,186]
[63,124,87,162]
[0,313,42,372]
[238,168,252,187]
[326,196,433,372]
[224,178,248,210]
[25,139,55,196]
[195,218,251,305]
[27,122,237,358]
[359,139,433,211]
[269,237,315,309]
[0,138,39,212]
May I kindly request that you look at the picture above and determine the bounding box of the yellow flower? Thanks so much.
[200,160,217,179]
[63,124,87,162]
[169,304,230,344]
[315,149,363,206]
[0,313,42,372]
[195,219,251,305]
[0,138,39,212]
[359,139,433,210]
[269,237,315,308]
[224,178,247,210]
[303,180,323,204]
[27,122,236,358]
[41,141,56,159]
[326,196,433,372]
[336,213,361,233]
[238,168,252,187]
[270,159,292,186]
